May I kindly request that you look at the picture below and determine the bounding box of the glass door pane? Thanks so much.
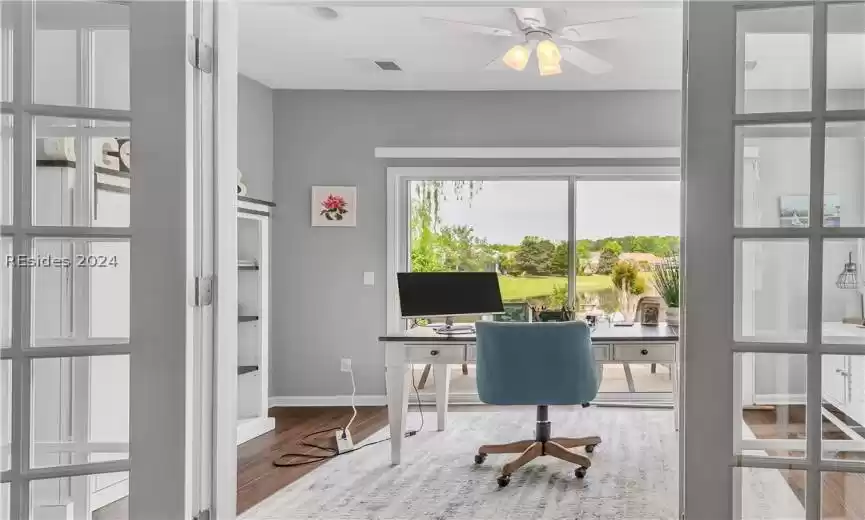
[575,181,680,398]
[407,179,568,400]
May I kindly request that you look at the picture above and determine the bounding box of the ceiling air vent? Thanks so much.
[374,60,402,72]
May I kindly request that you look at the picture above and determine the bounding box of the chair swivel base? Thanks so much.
[474,436,601,487]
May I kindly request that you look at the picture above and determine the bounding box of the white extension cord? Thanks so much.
[335,365,358,454]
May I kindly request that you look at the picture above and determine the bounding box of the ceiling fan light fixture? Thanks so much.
[536,39,562,76]
[536,39,561,64]
[538,61,563,76]
[502,44,530,71]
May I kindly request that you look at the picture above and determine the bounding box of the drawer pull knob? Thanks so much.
[641,349,649,356]
[430,350,440,356]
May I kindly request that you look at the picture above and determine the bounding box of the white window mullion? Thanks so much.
[805,4,829,520]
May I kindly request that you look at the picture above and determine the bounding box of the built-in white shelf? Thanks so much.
[236,197,275,445]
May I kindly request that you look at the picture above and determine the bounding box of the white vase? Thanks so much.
[665,307,679,327]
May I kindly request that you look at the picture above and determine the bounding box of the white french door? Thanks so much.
[0,1,209,519]
[685,1,865,518]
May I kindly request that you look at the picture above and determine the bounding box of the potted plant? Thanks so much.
[652,256,680,326]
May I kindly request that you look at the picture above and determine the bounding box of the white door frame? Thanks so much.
[212,1,240,519]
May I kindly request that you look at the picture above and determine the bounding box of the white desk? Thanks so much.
[378,324,679,465]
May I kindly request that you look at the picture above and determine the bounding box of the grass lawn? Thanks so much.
[498,275,614,302]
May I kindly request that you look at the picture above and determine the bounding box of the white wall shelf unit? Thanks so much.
[237,196,275,445]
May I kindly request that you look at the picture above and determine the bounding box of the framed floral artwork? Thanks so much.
[311,186,357,227]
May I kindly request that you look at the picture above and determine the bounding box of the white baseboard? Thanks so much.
[269,395,387,407]
[237,416,276,445]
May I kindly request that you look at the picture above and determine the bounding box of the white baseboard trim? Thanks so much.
[269,395,387,407]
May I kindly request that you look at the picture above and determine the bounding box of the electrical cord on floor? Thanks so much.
[272,370,424,468]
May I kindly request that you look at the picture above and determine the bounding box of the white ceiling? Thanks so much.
[238,3,865,92]
[239,4,684,91]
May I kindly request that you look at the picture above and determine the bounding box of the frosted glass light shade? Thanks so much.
[502,44,530,71]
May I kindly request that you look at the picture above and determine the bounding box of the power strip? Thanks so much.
[335,428,354,454]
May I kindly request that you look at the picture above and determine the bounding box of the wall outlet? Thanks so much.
[340,358,352,372]
[335,428,354,453]
[363,271,375,286]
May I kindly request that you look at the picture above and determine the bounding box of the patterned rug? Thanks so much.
[240,407,809,519]
[241,407,680,519]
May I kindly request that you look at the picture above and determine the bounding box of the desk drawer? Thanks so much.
[593,345,610,361]
[405,345,466,364]
[612,344,675,362]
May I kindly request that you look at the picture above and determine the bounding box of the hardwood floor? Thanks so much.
[237,406,388,515]
[743,405,865,519]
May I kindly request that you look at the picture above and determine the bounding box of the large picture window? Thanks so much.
[387,166,680,404]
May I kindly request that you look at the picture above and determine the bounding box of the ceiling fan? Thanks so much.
[423,8,633,76]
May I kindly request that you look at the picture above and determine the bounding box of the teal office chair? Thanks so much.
[473,321,602,487]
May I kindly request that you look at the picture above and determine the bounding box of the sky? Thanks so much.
[429,180,680,245]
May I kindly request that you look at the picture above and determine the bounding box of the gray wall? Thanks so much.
[270,90,682,397]
[238,74,274,201]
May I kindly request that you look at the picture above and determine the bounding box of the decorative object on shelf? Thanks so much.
[312,186,356,227]
[237,169,248,196]
[779,194,840,228]
[836,251,864,325]
[651,256,680,327]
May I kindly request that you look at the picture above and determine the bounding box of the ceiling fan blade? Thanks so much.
[483,55,509,71]
[422,16,514,37]
[559,45,613,75]
[559,16,637,42]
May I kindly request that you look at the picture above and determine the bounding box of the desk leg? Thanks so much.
[386,363,410,465]
[434,364,451,431]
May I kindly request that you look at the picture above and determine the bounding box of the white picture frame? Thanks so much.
[311,186,357,227]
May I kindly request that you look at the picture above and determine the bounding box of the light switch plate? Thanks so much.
[363,271,374,286]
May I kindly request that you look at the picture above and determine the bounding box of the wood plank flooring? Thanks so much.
[743,405,865,519]
[237,406,388,515]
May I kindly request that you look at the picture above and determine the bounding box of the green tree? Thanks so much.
[576,241,591,275]
[603,240,623,256]
[515,236,555,275]
[499,253,519,275]
[596,240,622,275]
[436,225,494,272]
[409,181,482,273]
[612,261,642,293]
[550,241,569,276]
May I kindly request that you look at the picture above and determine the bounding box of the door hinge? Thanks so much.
[194,275,214,307]
[193,509,211,520]
[187,35,213,73]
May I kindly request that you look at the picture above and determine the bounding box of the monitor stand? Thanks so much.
[435,316,475,335]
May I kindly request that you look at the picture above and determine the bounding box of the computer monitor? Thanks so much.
[396,272,504,334]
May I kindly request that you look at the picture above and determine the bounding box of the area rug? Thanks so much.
[241,407,679,519]
[240,407,808,519]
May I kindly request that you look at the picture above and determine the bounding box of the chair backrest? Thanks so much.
[474,321,599,406]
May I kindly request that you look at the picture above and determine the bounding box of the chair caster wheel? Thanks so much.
[585,444,597,453]
[575,467,587,479]
[497,475,510,487]
[474,453,487,464]
[581,403,591,408]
